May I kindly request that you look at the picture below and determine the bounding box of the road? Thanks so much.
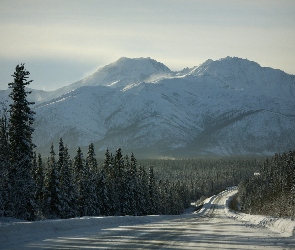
[3,189,295,249]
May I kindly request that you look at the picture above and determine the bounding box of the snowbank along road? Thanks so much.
[1,187,294,249]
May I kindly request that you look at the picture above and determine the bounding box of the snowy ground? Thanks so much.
[1,188,294,249]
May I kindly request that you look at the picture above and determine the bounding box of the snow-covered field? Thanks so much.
[1,188,294,249]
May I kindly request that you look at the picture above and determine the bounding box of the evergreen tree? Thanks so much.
[73,147,86,216]
[57,138,65,173]
[7,64,36,220]
[0,102,9,217]
[171,181,184,214]
[103,148,111,177]
[137,165,150,215]
[0,101,9,171]
[43,144,61,218]
[127,153,138,215]
[58,140,76,218]
[32,153,45,218]
[157,180,167,214]
[103,149,117,215]
[119,153,140,216]
[97,168,110,215]
[162,179,172,214]
[114,148,124,181]
[114,148,125,214]
[8,64,35,165]
[121,155,131,215]
[84,143,99,216]
[148,166,157,214]
[86,143,98,173]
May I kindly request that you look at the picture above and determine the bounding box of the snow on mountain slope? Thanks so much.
[0,57,172,104]
[0,88,56,105]
[189,57,295,101]
[33,57,295,157]
[52,57,172,96]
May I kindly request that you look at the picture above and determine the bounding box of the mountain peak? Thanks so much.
[217,56,260,66]
[68,57,171,89]
[31,56,295,157]
[110,57,171,73]
[189,56,262,78]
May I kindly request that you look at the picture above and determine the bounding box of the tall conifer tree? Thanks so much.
[0,102,9,217]
[8,64,35,166]
[114,148,124,214]
[58,139,76,218]
[33,153,44,218]
[97,168,110,215]
[73,147,85,216]
[7,64,36,220]
[43,144,60,218]
[84,143,99,215]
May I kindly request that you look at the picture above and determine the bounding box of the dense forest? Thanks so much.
[0,65,294,221]
[237,150,295,219]
[142,157,259,200]
[0,138,260,220]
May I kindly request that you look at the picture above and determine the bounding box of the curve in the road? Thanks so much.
[24,187,295,249]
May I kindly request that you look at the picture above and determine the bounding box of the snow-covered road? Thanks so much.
[1,189,294,249]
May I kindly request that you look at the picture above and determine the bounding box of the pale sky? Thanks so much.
[0,0,294,91]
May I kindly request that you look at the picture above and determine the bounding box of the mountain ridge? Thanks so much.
[30,56,295,158]
[2,56,294,157]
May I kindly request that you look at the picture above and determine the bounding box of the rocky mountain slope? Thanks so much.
[30,56,295,158]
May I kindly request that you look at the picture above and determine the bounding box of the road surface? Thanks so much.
[2,189,295,249]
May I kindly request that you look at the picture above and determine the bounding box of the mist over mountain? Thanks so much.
[1,57,171,104]
[10,56,295,158]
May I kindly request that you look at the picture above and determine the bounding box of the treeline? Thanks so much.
[0,136,196,220]
[1,139,261,221]
[238,150,295,218]
[142,158,259,202]
[3,140,194,220]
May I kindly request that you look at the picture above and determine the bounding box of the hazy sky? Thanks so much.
[0,0,294,91]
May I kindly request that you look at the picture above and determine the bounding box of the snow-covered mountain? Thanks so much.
[1,57,171,104]
[51,57,172,97]
[32,57,295,157]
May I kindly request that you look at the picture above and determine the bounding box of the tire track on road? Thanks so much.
[24,188,295,249]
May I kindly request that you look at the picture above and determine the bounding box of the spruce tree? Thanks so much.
[73,147,85,216]
[103,149,117,215]
[84,143,99,216]
[148,166,157,214]
[32,153,45,218]
[127,153,138,215]
[0,101,9,172]
[103,148,111,177]
[57,138,65,173]
[58,139,76,218]
[121,155,131,215]
[7,64,36,220]
[0,102,9,217]
[86,143,98,173]
[8,64,35,165]
[43,144,60,218]
[137,165,150,215]
[97,168,110,215]
[114,148,125,214]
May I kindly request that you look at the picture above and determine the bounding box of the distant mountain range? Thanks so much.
[1,56,295,158]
